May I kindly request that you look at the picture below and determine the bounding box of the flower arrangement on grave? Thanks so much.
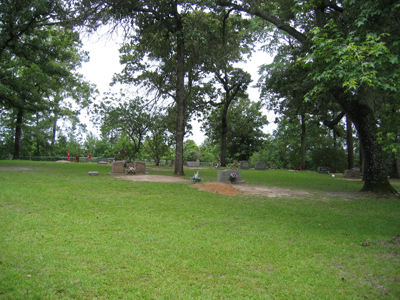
[191,171,203,183]
[127,167,136,175]
[229,172,238,183]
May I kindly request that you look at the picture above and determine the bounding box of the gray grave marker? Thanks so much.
[254,161,267,170]
[135,161,146,173]
[318,167,330,174]
[112,161,125,173]
[217,169,244,183]
[240,161,250,170]
[187,161,200,167]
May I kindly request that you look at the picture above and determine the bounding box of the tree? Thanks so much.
[93,95,151,161]
[203,97,268,161]
[142,114,174,166]
[194,9,254,167]
[84,2,216,175]
[215,0,399,194]
[259,45,348,170]
[183,139,201,162]
[1,25,94,159]
[199,138,219,163]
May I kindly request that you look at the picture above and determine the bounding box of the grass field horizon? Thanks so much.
[1,160,399,299]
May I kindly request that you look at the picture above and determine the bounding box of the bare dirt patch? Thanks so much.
[194,182,247,196]
[114,174,190,183]
[0,167,32,171]
[193,182,311,197]
[115,174,311,197]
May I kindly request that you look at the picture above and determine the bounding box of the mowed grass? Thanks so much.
[0,161,399,299]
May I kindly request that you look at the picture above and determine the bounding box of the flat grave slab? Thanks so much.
[217,169,245,183]
[88,171,99,176]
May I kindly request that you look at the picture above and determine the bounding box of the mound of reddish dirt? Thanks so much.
[193,182,245,196]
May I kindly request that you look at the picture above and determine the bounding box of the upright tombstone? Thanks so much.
[217,169,244,183]
[112,161,125,173]
[255,161,267,170]
[240,161,250,170]
[270,160,274,169]
[318,167,330,174]
[345,168,361,179]
[187,161,200,167]
[135,161,146,174]
[75,156,80,163]
[126,163,133,169]
[232,160,239,169]
[351,168,361,179]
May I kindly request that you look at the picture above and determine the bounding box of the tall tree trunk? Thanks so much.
[35,113,40,156]
[397,159,400,179]
[174,7,185,176]
[346,114,354,169]
[335,87,397,194]
[220,103,229,167]
[13,108,24,160]
[51,114,57,156]
[300,114,306,169]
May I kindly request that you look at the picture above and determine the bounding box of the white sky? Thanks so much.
[79,31,277,145]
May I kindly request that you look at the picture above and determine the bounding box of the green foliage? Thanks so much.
[311,147,348,173]
[0,2,95,159]
[301,24,399,98]
[142,114,174,165]
[199,138,219,162]
[183,139,201,161]
[93,95,152,161]
[203,97,268,161]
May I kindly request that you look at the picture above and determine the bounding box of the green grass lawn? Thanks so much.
[1,161,399,299]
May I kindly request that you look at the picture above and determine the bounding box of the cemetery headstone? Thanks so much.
[217,169,244,183]
[187,161,200,167]
[88,171,99,176]
[112,161,125,173]
[126,163,133,169]
[318,167,330,174]
[135,161,146,174]
[75,156,79,163]
[254,161,267,170]
[344,168,361,179]
[232,160,238,169]
[352,169,361,179]
[240,161,250,170]
[270,160,274,169]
